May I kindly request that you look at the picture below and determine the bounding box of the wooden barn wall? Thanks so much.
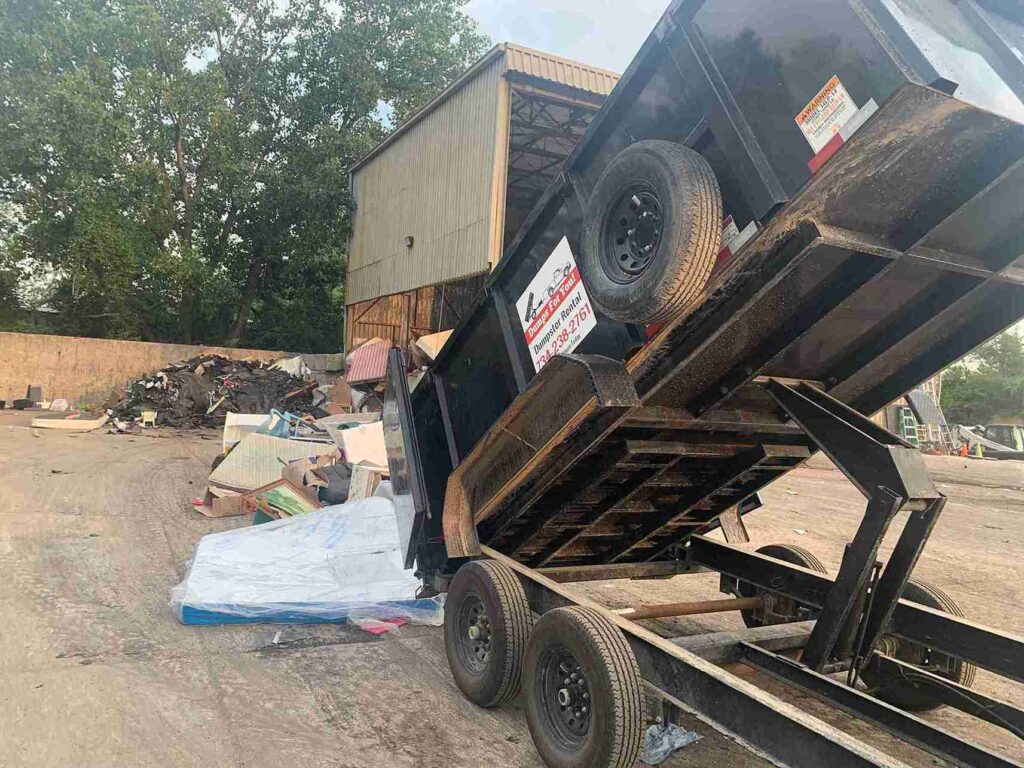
[346,272,488,349]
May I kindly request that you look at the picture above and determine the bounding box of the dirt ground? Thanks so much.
[0,412,1021,767]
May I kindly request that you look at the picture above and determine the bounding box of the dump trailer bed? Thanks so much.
[383,2,1024,766]
[388,0,1024,576]
[429,74,1024,574]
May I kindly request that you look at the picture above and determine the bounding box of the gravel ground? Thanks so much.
[0,413,1020,767]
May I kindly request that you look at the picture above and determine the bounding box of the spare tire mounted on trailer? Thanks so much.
[579,140,722,324]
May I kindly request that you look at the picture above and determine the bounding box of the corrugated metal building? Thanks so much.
[345,43,619,349]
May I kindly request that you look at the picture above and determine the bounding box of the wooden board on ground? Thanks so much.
[31,413,110,431]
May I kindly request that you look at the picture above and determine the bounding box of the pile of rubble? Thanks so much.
[109,355,317,428]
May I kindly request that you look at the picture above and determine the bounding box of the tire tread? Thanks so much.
[902,578,976,689]
[760,543,828,574]
[525,606,643,768]
[649,142,722,324]
[445,560,533,707]
[479,560,534,704]
[569,607,644,768]
[861,577,976,711]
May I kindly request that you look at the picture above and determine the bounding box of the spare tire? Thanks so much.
[580,140,722,324]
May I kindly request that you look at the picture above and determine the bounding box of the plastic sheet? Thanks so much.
[640,723,700,765]
[271,356,312,377]
[172,498,442,626]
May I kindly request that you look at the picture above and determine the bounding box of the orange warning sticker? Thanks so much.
[796,75,858,154]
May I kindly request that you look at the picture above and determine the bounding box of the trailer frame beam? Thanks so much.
[482,546,915,768]
[740,642,1022,768]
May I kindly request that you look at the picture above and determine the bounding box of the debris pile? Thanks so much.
[193,410,389,519]
[109,355,317,428]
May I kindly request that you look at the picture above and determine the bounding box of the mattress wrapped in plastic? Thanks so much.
[172,497,441,625]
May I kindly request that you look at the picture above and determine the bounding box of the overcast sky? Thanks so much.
[466,0,670,73]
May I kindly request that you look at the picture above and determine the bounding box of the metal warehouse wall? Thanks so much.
[347,56,505,305]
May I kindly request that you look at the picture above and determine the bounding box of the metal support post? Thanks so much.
[856,496,947,664]
[801,487,904,670]
[765,379,942,670]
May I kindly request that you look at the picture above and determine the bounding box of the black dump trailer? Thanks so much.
[384,1,1024,766]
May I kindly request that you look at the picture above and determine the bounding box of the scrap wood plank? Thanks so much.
[31,414,110,431]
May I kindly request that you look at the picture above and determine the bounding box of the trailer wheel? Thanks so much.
[524,607,643,768]
[860,579,976,712]
[739,544,828,628]
[444,560,534,707]
[580,140,722,324]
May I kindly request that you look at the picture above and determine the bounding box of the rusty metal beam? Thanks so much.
[616,595,762,621]
[536,559,701,583]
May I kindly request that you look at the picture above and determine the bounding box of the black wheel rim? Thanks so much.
[455,593,492,675]
[537,645,592,749]
[601,183,664,284]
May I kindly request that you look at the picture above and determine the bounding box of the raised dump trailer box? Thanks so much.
[384,2,1024,767]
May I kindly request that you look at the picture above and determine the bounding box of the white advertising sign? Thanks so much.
[516,237,597,372]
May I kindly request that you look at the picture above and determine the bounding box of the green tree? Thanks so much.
[0,203,23,325]
[0,0,487,350]
[942,330,1024,425]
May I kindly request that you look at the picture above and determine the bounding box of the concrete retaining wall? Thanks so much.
[0,332,287,405]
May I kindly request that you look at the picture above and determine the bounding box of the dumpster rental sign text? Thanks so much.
[516,237,597,372]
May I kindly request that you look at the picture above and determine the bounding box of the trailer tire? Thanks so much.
[580,140,722,324]
[524,607,643,768]
[444,560,534,708]
[739,544,827,628]
[860,579,976,712]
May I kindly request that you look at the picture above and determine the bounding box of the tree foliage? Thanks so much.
[0,0,487,350]
[941,330,1024,426]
